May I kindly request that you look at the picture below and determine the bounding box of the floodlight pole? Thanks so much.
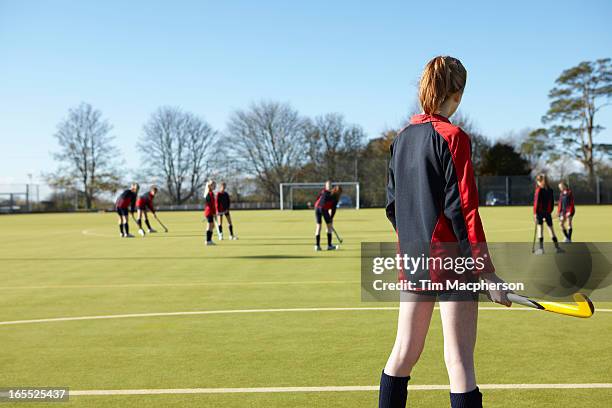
[279,183,284,210]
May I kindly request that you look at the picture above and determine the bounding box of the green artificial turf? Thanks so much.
[0,206,610,407]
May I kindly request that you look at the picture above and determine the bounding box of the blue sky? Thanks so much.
[0,0,611,184]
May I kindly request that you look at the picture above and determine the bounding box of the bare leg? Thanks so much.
[384,292,435,377]
[546,224,557,239]
[439,300,478,393]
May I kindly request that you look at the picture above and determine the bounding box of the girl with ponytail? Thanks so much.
[379,56,511,408]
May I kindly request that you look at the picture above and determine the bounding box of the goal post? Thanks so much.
[279,182,360,210]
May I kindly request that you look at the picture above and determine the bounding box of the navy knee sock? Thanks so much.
[327,233,332,247]
[569,228,573,239]
[552,236,559,248]
[145,219,152,230]
[206,231,212,242]
[450,387,482,408]
[378,371,409,408]
[119,224,124,235]
[315,234,320,246]
[124,223,130,234]
[229,224,234,235]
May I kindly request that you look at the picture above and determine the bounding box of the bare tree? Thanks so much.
[226,101,308,198]
[48,102,121,209]
[305,113,365,181]
[139,107,217,204]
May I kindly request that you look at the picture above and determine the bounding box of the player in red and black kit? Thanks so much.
[115,183,139,238]
[533,173,562,254]
[314,181,341,251]
[557,181,575,243]
[204,180,217,246]
[379,56,510,408]
[216,182,237,240]
[135,186,158,237]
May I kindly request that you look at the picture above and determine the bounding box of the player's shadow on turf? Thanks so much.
[148,235,309,241]
[235,255,316,259]
[232,243,314,247]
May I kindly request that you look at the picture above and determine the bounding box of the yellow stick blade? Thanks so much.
[538,293,595,318]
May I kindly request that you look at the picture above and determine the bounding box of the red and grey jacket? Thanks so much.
[216,191,231,213]
[204,191,216,217]
[315,189,338,217]
[136,192,155,213]
[386,114,493,278]
[557,188,575,216]
[115,189,138,212]
[533,186,554,214]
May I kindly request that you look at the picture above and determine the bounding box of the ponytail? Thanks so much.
[418,56,467,114]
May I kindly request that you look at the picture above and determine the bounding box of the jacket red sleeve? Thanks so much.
[533,188,540,214]
[437,126,493,274]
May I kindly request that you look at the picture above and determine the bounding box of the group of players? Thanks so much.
[115,183,159,238]
[203,181,237,245]
[115,176,574,256]
[115,181,238,244]
[114,179,346,249]
[532,173,575,254]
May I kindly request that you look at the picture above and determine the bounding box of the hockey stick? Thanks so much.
[531,221,537,253]
[332,227,343,244]
[153,214,169,233]
[507,292,594,318]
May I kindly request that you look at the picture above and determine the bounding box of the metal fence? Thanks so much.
[1,174,611,214]
[0,184,42,213]
[476,175,610,206]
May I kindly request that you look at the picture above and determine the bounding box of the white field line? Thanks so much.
[0,281,362,290]
[1,306,610,326]
[69,383,612,396]
[81,229,114,238]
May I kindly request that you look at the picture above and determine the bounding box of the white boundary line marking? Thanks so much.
[1,306,610,326]
[81,229,114,238]
[69,383,612,396]
[0,281,362,290]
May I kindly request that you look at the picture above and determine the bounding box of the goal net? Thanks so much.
[279,182,360,210]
